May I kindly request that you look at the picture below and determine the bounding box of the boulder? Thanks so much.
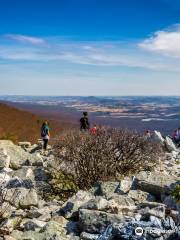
[169,210,180,225]
[3,187,38,209]
[79,209,133,234]
[3,236,16,240]
[128,189,156,203]
[154,131,165,144]
[11,230,44,240]
[41,221,70,240]
[26,206,52,221]
[0,202,16,218]
[0,140,43,169]
[118,177,135,194]
[134,171,179,199]
[0,169,11,184]
[163,195,180,212]
[19,218,46,231]
[165,136,178,152]
[19,188,39,209]
[92,181,121,199]
[107,195,136,215]
[12,167,35,181]
[80,232,99,240]
[108,194,135,207]
[61,190,94,218]
[18,142,31,149]
[80,196,110,211]
[0,217,21,234]
[27,153,43,167]
[139,205,165,219]
[0,148,10,169]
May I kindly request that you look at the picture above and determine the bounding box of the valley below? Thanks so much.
[1,96,180,135]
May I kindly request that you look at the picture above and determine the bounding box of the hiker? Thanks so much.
[172,128,180,145]
[144,130,151,139]
[41,121,50,151]
[80,112,90,131]
[90,124,97,135]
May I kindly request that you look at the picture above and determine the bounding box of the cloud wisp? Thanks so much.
[5,34,46,45]
[1,27,180,72]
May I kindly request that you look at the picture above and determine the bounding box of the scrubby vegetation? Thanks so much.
[172,184,180,204]
[45,169,79,201]
[53,128,163,189]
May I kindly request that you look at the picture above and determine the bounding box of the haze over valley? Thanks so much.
[1,95,180,135]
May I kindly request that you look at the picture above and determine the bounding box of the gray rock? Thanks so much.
[3,185,38,209]
[165,136,178,152]
[26,206,52,221]
[0,217,21,234]
[163,195,180,212]
[150,216,162,228]
[41,221,70,240]
[61,190,94,218]
[0,140,43,169]
[170,210,180,225]
[0,148,10,169]
[108,194,135,207]
[19,188,39,209]
[162,216,176,230]
[19,218,46,231]
[79,209,133,234]
[154,131,165,144]
[12,167,35,181]
[128,190,155,203]
[27,153,44,167]
[93,181,121,199]
[118,177,135,194]
[0,169,11,184]
[80,196,110,211]
[139,205,165,219]
[18,142,31,149]
[134,171,179,199]
[33,180,52,196]
[11,230,44,240]
[80,232,99,240]
[0,202,16,218]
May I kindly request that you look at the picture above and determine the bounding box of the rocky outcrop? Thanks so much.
[0,137,179,240]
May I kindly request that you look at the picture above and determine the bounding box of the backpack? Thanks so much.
[41,126,47,137]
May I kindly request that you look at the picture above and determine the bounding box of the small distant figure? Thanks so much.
[41,121,50,151]
[172,128,180,145]
[90,124,97,135]
[80,112,90,131]
[145,130,151,139]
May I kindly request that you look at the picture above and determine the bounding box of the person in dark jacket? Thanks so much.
[80,112,90,131]
[41,121,50,151]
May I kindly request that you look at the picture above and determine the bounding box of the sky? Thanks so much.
[1,0,180,96]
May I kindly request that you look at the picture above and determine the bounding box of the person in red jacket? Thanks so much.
[90,124,97,135]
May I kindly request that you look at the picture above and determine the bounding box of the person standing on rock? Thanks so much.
[80,112,90,131]
[41,121,50,152]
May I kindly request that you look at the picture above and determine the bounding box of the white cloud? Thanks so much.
[1,30,180,72]
[6,34,46,45]
[139,25,180,58]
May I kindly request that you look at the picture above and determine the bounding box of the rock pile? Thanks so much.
[0,135,179,240]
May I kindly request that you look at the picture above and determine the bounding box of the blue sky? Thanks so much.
[1,0,180,95]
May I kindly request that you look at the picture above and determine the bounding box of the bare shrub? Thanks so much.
[53,128,163,189]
